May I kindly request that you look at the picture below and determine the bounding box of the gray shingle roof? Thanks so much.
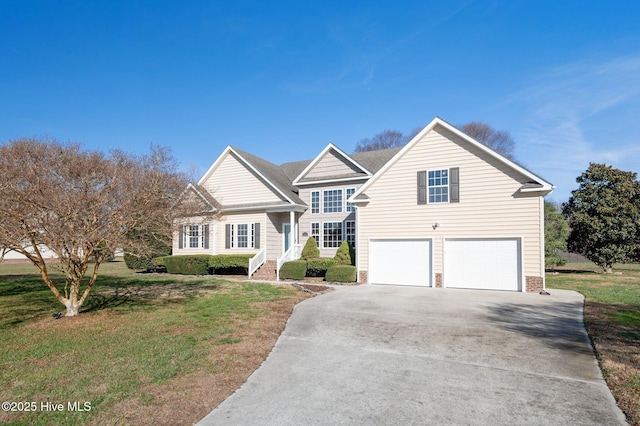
[227,145,403,208]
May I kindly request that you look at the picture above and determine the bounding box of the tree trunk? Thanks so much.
[64,280,81,317]
[64,299,81,316]
[603,264,613,274]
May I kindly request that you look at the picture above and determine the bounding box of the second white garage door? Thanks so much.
[369,239,432,286]
[444,238,522,291]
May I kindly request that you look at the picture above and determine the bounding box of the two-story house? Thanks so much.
[173,117,554,292]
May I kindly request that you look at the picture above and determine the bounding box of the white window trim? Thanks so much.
[427,168,450,204]
[229,223,256,249]
[311,222,320,247]
[345,219,356,249]
[322,188,343,214]
[346,187,356,212]
[184,224,206,249]
[322,221,343,249]
[311,190,321,215]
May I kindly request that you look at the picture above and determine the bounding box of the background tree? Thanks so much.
[354,121,515,161]
[562,163,640,273]
[0,138,195,316]
[544,200,569,268]
[354,129,408,152]
[459,121,516,160]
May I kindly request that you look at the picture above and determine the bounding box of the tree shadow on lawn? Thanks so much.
[483,300,595,356]
[82,276,222,313]
[0,273,222,325]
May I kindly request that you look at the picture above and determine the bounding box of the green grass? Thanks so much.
[547,262,640,424]
[0,259,298,425]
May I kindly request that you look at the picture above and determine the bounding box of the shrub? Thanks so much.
[300,237,320,260]
[124,231,172,270]
[153,255,211,275]
[306,258,338,277]
[208,254,254,274]
[279,260,307,280]
[325,265,357,282]
[334,240,353,265]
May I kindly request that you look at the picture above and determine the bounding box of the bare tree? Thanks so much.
[0,138,198,316]
[354,130,409,152]
[459,121,516,160]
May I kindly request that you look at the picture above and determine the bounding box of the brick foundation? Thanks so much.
[359,270,368,284]
[525,276,544,293]
[435,273,443,288]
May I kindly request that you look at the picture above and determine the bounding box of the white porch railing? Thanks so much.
[248,248,266,278]
[276,244,303,281]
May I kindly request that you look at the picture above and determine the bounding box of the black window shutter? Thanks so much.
[225,224,231,249]
[179,225,184,249]
[450,167,460,203]
[254,223,261,249]
[417,171,427,205]
[204,224,209,249]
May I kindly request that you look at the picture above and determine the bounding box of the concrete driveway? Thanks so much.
[199,286,626,425]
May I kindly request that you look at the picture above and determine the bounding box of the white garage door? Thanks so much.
[444,238,521,291]
[369,239,432,286]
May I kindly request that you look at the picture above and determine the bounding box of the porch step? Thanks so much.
[251,260,277,280]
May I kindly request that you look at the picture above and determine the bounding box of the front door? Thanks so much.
[283,223,291,253]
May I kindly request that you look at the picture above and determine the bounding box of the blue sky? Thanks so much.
[2,1,639,202]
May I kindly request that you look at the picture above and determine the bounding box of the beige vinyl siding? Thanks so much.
[303,149,364,180]
[357,125,543,279]
[201,152,285,206]
[172,216,216,255]
[216,212,266,256]
[298,182,363,258]
[266,212,288,259]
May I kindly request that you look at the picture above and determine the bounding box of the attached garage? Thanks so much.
[444,238,522,291]
[369,238,432,286]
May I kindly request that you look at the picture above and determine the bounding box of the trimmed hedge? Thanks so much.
[306,258,338,277]
[325,265,357,282]
[279,260,307,280]
[208,254,253,272]
[153,255,211,275]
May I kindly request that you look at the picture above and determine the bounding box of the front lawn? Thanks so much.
[0,260,312,425]
[547,263,640,425]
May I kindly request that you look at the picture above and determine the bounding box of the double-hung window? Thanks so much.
[311,222,320,247]
[226,223,260,249]
[323,189,342,213]
[311,191,320,214]
[428,169,449,203]
[180,224,209,250]
[346,188,356,212]
[345,220,356,248]
[188,225,201,248]
[237,224,248,248]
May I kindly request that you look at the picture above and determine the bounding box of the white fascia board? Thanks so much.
[295,176,371,186]
[198,146,297,205]
[352,117,554,198]
[521,185,556,194]
[292,142,372,186]
[222,203,308,213]
[197,146,233,186]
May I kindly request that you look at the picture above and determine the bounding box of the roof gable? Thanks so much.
[292,143,372,185]
[352,117,554,200]
[178,183,220,214]
[197,147,303,208]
